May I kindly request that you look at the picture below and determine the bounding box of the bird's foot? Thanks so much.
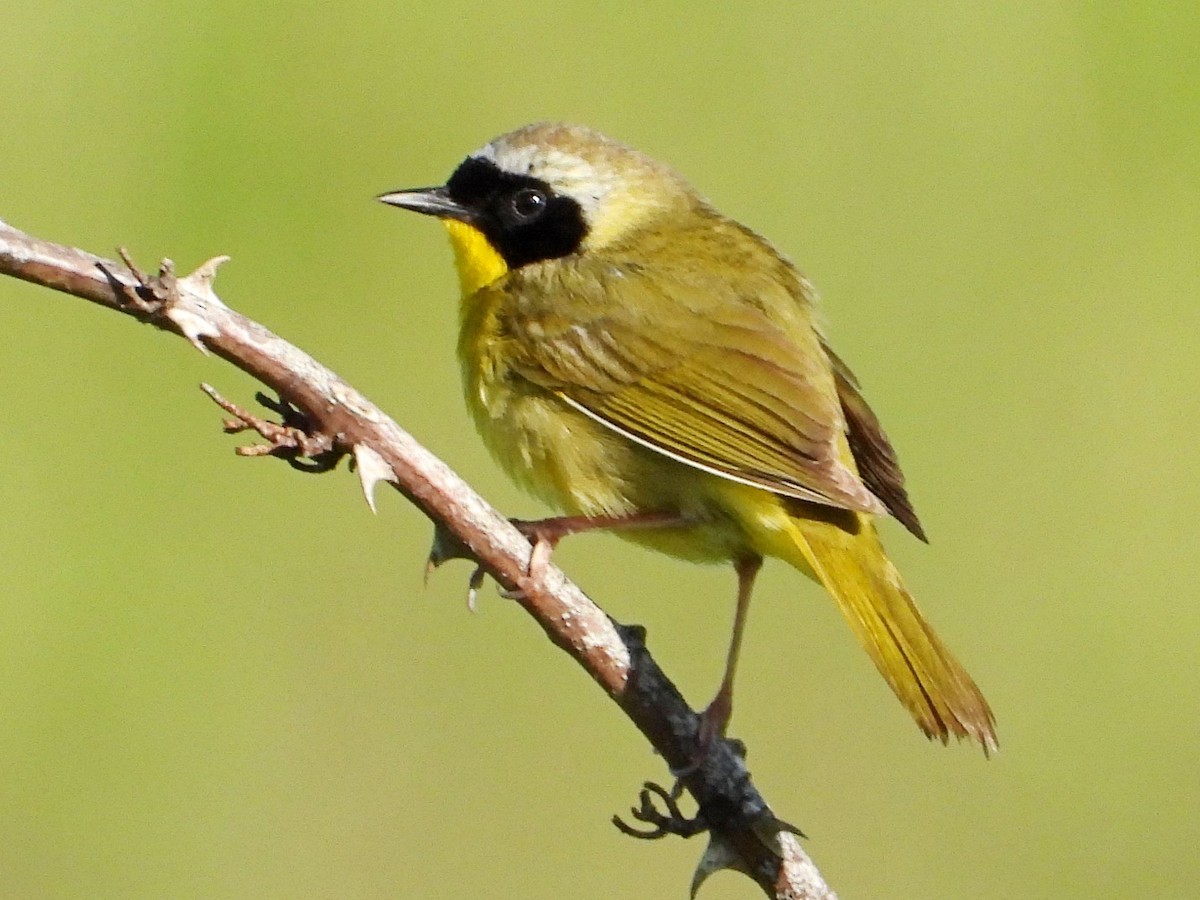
[612,780,707,840]
[510,511,689,586]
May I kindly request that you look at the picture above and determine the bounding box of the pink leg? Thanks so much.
[697,554,763,750]
[514,511,691,579]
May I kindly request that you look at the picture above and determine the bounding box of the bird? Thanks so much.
[379,122,997,754]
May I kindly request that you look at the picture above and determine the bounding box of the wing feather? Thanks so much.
[823,344,927,539]
[507,259,888,515]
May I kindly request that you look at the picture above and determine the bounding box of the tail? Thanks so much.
[784,512,998,754]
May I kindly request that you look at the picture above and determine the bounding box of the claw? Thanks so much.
[425,522,493,611]
[465,565,486,612]
[511,510,688,583]
[612,781,707,841]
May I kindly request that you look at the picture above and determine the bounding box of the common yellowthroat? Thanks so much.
[380,122,996,753]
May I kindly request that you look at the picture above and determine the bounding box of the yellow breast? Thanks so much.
[442,219,508,296]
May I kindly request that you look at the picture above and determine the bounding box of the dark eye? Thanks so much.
[509,188,548,221]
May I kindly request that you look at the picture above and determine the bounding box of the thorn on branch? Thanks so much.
[352,443,396,515]
[425,520,490,611]
[201,383,344,472]
[95,248,229,353]
[613,780,708,841]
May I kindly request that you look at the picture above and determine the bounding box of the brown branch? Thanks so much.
[0,219,837,900]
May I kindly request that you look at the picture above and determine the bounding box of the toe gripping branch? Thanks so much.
[613,780,708,840]
[67,239,827,896]
[610,623,806,894]
[427,525,811,893]
[612,621,802,826]
[425,527,804,857]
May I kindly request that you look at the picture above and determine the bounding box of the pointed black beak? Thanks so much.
[377,186,474,222]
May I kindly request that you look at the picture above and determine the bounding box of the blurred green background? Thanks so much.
[2,2,1197,898]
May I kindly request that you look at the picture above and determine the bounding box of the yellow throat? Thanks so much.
[442,219,508,296]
